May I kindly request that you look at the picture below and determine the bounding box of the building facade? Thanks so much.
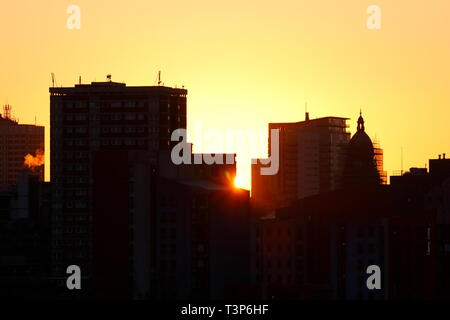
[90,149,249,299]
[252,114,350,212]
[0,105,44,191]
[49,81,187,288]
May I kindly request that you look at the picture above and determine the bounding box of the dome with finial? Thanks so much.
[342,111,380,186]
[348,111,374,161]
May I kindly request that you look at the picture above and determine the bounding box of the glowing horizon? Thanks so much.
[2,0,450,189]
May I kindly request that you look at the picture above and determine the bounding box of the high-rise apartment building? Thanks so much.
[0,105,44,191]
[252,114,350,211]
[49,80,187,287]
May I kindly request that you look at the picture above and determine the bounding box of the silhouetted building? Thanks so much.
[91,150,250,299]
[155,175,250,300]
[252,114,350,212]
[251,183,439,300]
[0,171,52,298]
[0,105,44,191]
[49,80,187,289]
[250,153,450,300]
[342,113,381,186]
[429,154,450,185]
[389,155,450,298]
[385,209,437,299]
[92,150,153,299]
[422,155,450,298]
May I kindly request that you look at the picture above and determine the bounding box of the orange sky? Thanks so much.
[1,0,450,189]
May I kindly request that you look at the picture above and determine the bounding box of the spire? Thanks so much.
[357,110,365,132]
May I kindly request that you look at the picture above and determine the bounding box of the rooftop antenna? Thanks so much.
[51,73,56,87]
[305,102,310,121]
[79,76,82,85]
[3,104,11,119]
[106,74,112,82]
[159,71,162,86]
[401,147,403,175]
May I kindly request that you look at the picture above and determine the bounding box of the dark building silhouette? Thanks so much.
[49,80,187,290]
[391,155,450,298]
[49,79,252,299]
[0,171,52,298]
[249,152,450,300]
[252,114,350,213]
[251,185,437,300]
[249,113,447,300]
[252,112,385,215]
[0,105,44,191]
[91,150,250,299]
[342,112,382,186]
[155,175,250,300]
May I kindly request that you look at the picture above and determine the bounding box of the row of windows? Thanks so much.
[100,139,149,147]
[63,164,88,171]
[53,252,86,259]
[101,127,148,134]
[59,113,157,121]
[59,152,88,159]
[260,259,304,270]
[59,100,160,109]
[61,189,88,197]
[54,227,88,233]
[0,157,36,162]
[55,176,89,184]
[65,140,88,146]
[53,239,88,246]
[54,214,90,221]
[64,201,88,209]
[63,126,157,135]
[0,146,42,152]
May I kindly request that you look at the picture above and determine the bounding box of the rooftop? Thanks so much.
[49,81,187,95]
[0,115,18,126]
[270,116,349,126]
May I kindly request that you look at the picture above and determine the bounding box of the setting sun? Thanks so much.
[234,175,244,189]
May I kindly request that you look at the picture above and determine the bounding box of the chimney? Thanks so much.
[439,154,442,159]
[305,112,310,121]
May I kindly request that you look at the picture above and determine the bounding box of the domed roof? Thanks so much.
[348,112,374,160]
[342,112,380,186]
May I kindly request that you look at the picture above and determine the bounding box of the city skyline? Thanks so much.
[2,1,450,189]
